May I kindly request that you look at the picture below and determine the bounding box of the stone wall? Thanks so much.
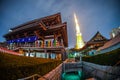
[82,61,120,80]
[38,61,120,80]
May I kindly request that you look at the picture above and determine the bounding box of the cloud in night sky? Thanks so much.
[0,0,120,48]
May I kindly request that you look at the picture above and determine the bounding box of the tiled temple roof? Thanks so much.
[98,33,120,51]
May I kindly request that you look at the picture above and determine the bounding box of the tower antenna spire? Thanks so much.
[74,13,84,49]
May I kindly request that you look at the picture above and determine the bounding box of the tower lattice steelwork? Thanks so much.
[74,13,84,49]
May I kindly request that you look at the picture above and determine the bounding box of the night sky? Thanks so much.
[0,0,120,48]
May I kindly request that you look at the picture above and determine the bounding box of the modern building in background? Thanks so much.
[110,26,120,38]
[3,13,68,60]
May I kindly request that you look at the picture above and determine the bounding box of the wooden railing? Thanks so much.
[38,63,62,80]
[18,74,48,80]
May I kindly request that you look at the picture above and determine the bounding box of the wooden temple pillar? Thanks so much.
[61,49,65,61]
[28,49,31,57]
[24,33,28,47]
[44,49,48,58]
[24,32,28,37]
[34,51,37,57]
[34,30,45,47]
[54,32,62,47]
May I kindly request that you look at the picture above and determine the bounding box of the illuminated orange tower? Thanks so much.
[74,13,84,49]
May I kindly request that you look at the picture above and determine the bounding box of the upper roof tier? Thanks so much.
[11,13,62,30]
[87,31,108,44]
[80,31,109,50]
[3,13,68,47]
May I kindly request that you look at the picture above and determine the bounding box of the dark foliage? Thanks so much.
[83,48,120,66]
[0,52,62,80]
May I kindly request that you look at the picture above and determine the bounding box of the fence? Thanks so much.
[0,46,20,55]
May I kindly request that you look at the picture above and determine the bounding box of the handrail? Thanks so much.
[0,46,20,55]
[83,61,120,79]
[18,74,48,80]
[39,63,62,80]
[63,61,83,73]
[13,46,64,50]
[83,63,120,76]
[104,60,120,80]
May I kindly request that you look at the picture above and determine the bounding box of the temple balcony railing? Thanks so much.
[9,44,65,51]
[7,39,65,50]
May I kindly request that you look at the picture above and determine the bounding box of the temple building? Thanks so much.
[81,31,108,56]
[3,13,68,60]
